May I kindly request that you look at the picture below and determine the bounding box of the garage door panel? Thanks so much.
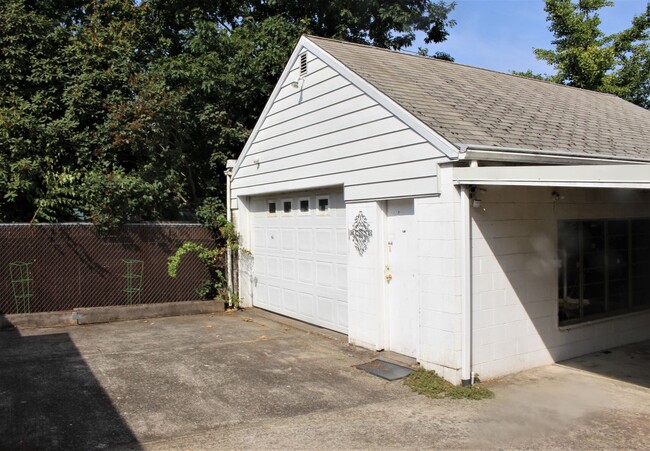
[315,229,333,254]
[282,289,299,314]
[267,256,280,278]
[281,258,296,280]
[297,229,313,252]
[316,262,334,287]
[336,264,347,290]
[281,229,296,250]
[336,229,348,255]
[254,255,266,277]
[299,293,316,318]
[253,228,266,249]
[317,296,335,324]
[268,285,281,308]
[298,259,314,284]
[337,302,348,328]
[266,229,280,249]
[251,189,348,334]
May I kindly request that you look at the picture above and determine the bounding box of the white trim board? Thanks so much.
[453,164,650,189]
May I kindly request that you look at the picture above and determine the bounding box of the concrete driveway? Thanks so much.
[1,309,649,450]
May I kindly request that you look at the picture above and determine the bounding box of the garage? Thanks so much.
[249,189,348,333]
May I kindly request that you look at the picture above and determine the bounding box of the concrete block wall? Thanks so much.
[415,166,463,383]
[345,201,385,351]
[471,185,650,379]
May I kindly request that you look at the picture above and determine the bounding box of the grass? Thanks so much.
[404,367,494,400]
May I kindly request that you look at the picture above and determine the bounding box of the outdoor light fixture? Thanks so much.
[291,77,305,89]
[469,185,485,208]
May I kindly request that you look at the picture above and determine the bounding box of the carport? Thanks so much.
[453,162,650,384]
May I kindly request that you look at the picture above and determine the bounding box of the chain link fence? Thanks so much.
[0,223,214,314]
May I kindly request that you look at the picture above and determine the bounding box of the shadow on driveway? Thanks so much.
[558,339,650,389]
[0,317,140,450]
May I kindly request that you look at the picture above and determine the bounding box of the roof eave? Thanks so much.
[457,143,650,165]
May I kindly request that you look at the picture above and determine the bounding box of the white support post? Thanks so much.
[225,162,235,308]
[460,185,472,386]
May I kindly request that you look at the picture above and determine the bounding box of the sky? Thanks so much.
[409,0,648,75]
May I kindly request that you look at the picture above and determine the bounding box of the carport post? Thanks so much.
[460,185,472,386]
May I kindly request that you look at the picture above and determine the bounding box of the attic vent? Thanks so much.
[300,53,308,76]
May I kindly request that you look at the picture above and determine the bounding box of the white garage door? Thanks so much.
[250,189,348,333]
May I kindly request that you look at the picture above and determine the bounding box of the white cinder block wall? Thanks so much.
[345,201,385,351]
[471,185,650,379]
[415,166,463,384]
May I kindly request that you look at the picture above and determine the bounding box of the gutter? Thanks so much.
[457,144,650,165]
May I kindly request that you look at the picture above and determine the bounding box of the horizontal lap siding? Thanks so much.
[232,51,445,202]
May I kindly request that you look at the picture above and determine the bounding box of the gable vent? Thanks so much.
[300,53,308,76]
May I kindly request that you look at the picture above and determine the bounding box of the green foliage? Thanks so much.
[168,241,224,300]
[530,0,649,108]
[1,0,457,228]
[511,69,549,81]
[404,368,494,400]
[167,218,239,300]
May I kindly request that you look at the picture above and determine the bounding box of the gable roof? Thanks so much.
[307,36,650,162]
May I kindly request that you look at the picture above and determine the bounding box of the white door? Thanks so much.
[386,199,418,357]
[250,189,348,333]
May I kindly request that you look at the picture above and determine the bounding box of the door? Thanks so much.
[250,189,348,333]
[386,199,418,357]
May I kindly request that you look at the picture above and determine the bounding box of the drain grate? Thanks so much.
[355,359,413,381]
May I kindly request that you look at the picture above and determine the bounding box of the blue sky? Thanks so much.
[410,0,648,75]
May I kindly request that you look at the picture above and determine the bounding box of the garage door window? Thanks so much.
[318,197,329,214]
[283,200,292,214]
[299,199,309,214]
[268,201,276,215]
[558,218,650,326]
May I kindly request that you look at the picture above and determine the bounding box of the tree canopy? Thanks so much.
[0,0,457,228]
[515,0,650,109]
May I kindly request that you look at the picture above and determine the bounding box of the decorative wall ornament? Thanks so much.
[349,211,373,256]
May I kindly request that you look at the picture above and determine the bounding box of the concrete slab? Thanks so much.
[1,309,648,450]
[559,340,650,389]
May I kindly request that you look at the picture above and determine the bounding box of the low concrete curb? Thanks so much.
[0,311,77,330]
[0,300,225,330]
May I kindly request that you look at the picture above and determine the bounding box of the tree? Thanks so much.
[0,0,457,228]
[520,0,650,109]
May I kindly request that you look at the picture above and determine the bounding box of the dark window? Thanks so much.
[283,201,292,213]
[318,198,329,212]
[268,202,276,214]
[558,218,650,325]
[300,200,309,213]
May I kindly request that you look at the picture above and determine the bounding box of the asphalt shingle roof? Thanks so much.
[308,36,650,161]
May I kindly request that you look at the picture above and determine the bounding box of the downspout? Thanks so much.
[224,162,235,308]
[460,184,473,386]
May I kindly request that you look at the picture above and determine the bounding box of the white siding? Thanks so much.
[231,50,446,202]
[471,185,650,380]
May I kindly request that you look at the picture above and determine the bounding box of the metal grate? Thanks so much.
[0,224,214,314]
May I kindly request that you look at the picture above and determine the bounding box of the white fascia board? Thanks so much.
[231,38,309,179]
[459,149,649,166]
[303,37,459,160]
[453,164,650,189]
